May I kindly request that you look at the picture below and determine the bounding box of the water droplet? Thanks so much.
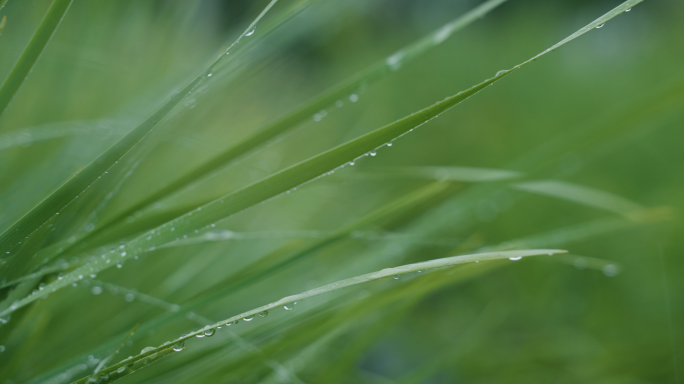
[496,70,507,76]
[39,283,46,290]
[246,28,255,36]
[386,142,392,147]
[116,262,122,268]
[509,256,523,261]
[602,264,619,277]
[547,252,554,256]
[0,345,5,353]
[386,52,404,71]
[172,340,185,352]
[124,293,135,302]
[92,286,103,295]
[625,8,631,12]
[335,100,344,108]
[207,72,213,77]
[393,275,399,279]
[243,315,255,321]
[116,366,126,373]
[259,310,269,318]
[370,151,376,156]
[284,302,296,310]
[121,251,126,257]
[349,94,359,103]
[140,346,155,354]
[58,273,65,280]
[203,328,216,337]
[90,274,97,278]
[596,23,605,29]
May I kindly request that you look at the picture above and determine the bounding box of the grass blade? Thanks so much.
[0,0,280,274]
[0,0,73,118]
[348,166,643,216]
[54,0,508,258]
[68,249,565,384]
[0,0,643,317]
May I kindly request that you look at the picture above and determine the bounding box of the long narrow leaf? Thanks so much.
[0,0,73,117]
[0,0,280,271]
[0,0,642,317]
[69,249,566,384]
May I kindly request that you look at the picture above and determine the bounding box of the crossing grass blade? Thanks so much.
[0,0,644,318]
[45,0,509,261]
[0,0,73,118]
[67,249,566,384]
[0,0,280,275]
[346,166,643,216]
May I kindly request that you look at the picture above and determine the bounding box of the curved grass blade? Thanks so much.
[348,166,643,216]
[90,324,138,379]
[513,179,642,216]
[477,207,672,254]
[68,249,565,384]
[347,166,522,182]
[56,0,509,256]
[29,182,449,380]
[0,0,280,269]
[0,0,73,118]
[0,0,642,319]
[0,119,128,152]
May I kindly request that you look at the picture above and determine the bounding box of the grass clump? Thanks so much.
[1,0,682,383]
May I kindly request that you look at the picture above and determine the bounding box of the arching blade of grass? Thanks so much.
[51,0,508,260]
[0,0,280,273]
[513,180,642,216]
[23,182,450,382]
[0,0,73,118]
[0,119,129,152]
[68,249,565,384]
[90,325,138,378]
[477,207,672,254]
[0,0,642,317]
[348,166,643,216]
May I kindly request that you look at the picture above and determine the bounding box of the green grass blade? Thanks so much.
[349,166,643,216]
[0,0,280,271]
[0,0,73,118]
[26,183,448,377]
[0,0,642,319]
[513,179,643,216]
[68,249,565,384]
[60,0,508,255]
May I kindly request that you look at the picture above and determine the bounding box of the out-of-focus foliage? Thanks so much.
[0,0,682,383]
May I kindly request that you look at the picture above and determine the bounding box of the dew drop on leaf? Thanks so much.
[172,340,185,352]
[140,346,155,354]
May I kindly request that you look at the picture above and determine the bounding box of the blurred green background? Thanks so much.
[0,0,682,383]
